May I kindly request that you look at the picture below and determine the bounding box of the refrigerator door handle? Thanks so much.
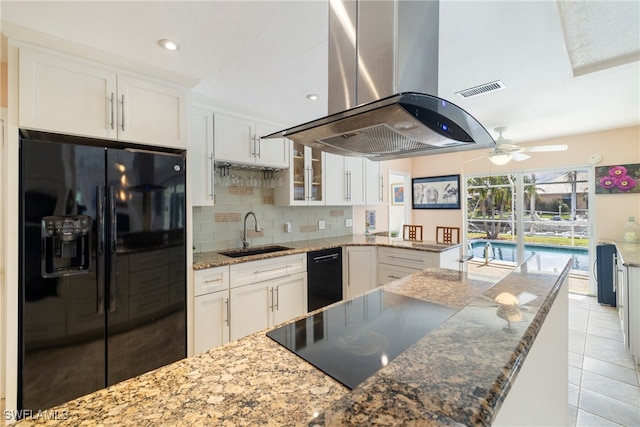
[108,185,118,312]
[97,186,106,314]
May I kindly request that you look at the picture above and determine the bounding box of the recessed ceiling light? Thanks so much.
[306,94,319,101]
[158,39,180,51]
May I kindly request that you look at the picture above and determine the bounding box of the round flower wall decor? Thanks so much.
[595,163,640,194]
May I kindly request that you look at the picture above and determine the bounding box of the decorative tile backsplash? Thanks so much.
[192,170,353,253]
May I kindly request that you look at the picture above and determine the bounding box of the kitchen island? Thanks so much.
[14,254,570,426]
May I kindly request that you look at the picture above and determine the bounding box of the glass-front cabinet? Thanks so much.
[275,141,324,206]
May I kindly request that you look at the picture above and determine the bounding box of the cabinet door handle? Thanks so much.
[109,92,115,130]
[119,94,125,131]
[270,288,274,311]
[389,254,424,263]
[347,171,352,201]
[256,136,261,159]
[203,276,223,284]
[343,171,349,201]
[209,154,215,199]
[613,255,618,293]
[306,166,312,200]
[254,264,293,275]
[274,286,279,310]
[224,298,230,326]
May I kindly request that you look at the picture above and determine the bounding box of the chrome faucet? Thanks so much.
[242,211,261,249]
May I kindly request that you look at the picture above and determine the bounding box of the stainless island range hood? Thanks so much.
[264,0,495,161]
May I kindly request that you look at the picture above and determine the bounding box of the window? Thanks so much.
[466,169,592,294]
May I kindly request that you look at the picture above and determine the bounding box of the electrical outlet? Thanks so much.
[346,218,353,227]
[284,222,292,233]
[318,220,326,230]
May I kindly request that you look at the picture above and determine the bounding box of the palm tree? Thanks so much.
[564,171,578,220]
[467,176,514,239]
[523,174,544,232]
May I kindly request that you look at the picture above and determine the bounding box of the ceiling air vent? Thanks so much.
[455,80,505,99]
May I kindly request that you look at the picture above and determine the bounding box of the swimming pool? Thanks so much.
[469,240,589,272]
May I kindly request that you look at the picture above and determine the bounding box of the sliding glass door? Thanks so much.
[466,168,593,294]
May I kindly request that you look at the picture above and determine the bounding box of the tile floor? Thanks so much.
[568,293,640,426]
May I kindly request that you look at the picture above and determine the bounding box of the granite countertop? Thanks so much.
[16,254,571,426]
[193,235,461,270]
[613,241,640,267]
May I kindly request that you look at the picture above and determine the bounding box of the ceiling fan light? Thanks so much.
[490,152,511,165]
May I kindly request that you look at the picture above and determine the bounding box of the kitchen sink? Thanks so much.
[219,245,293,258]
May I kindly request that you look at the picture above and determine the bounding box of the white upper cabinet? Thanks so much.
[275,142,325,206]
[189,108,215,206]
[324,153,364,206]
[19,48,188,149]
[213,113,254,163]
[213,113,288,168]
[116,75,186,147]
[364,159,385,205]
[255,123,289,168]
[19,49,116,139]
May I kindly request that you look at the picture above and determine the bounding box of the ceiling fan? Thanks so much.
[477,127,568,165]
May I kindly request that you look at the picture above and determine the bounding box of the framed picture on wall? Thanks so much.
[595,163,640,194]
[391,184,404,205]
[412,175,460,209]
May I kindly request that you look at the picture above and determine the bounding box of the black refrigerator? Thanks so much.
[18,130,186,411]
[596,244,617,307]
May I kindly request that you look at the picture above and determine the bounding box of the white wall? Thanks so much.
[353,158,412,234]
[411,152,466,242]
[354,126,640,244]
[462,126,640,242]
[388,172,409,235]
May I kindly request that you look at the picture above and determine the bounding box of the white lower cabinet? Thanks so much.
[616,250,640,364]
[228,254,307,341]
[344,246,377,299]
[377,247,437,285]
[229,281,271,341]
[194,266,230,355]
[229,272,307,341]
[378,264,420,285]
[194,290,229,354]
[627,265,640,364]
[377,247,461,286]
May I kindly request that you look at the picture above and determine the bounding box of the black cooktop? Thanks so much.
[266,289,457,389]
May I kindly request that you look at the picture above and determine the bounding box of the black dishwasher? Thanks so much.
[307,248,343,312]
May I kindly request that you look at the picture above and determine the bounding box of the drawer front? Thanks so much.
[378,247,437,270]
[194,266,230,296]
[378,264,419,286]
[230,254,306,289]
